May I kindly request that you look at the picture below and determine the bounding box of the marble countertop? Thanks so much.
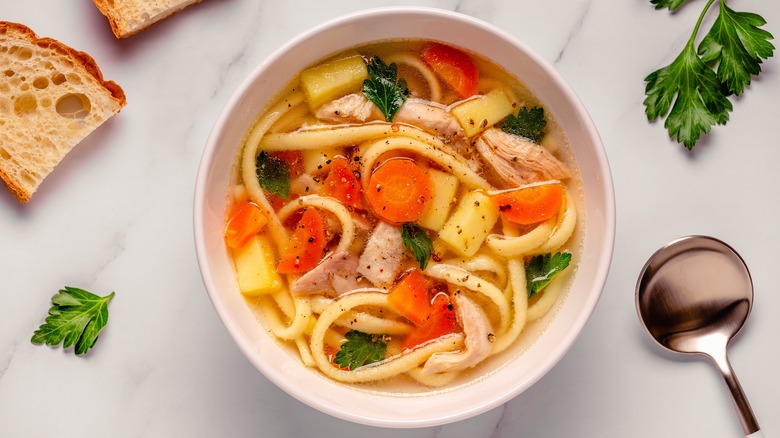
[2,1,779,437]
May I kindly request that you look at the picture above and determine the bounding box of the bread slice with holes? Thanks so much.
[0,22,126,203]
[92,0,202,38]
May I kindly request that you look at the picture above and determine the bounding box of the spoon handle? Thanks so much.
[712,352,760,436]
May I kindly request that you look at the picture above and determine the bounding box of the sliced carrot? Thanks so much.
[420,43,479,99]
[401,292,459,351]
[366,158,432,223]
[321,157,364,210]
[277,208,326,274]
[491,183,564,225]
[388,269,431,325]
[224,200,269,249]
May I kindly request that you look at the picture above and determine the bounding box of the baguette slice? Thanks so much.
[93,0,202,38]
[0,22,126,203]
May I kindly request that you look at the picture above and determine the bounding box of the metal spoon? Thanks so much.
[636,235,762,438]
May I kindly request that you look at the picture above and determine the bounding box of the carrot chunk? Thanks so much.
[420,43,479,99]
[388,269,431,325]
[491,183,564,225]
[277,208,326,274]
[365,158,432,223]
[224,200,269,249]
[401,292,458,351]
[321,157,364,209]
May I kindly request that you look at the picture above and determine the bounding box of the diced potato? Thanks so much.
[438,191,499,257]
[300,54,368,110]
[418,168,460,232]
[233,235,283,295]
[451,89,514,137]
[302,147,345,176]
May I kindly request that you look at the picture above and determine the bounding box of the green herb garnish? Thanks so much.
[31,287,115,355]
[362,56,409,122]
[526,252,572,298]
[401,222,434,270]
[644,0,774,150]
[256,150,290,199]
[333,330,388,370]
[497,106,547,143]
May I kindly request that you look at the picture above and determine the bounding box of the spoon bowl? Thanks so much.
[636,236,762,437]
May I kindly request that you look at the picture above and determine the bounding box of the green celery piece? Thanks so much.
[698,1,775,95]
[31,287,115,355]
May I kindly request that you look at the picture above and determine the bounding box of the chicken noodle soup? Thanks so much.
[225,40,583,389]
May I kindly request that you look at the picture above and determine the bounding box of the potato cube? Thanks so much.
[438,191,499,257]
[451,88,514,137]
[300,54,368,110]
[233,235,283,295]
[418,168,460,232]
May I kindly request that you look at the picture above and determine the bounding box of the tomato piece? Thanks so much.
[365,158,432,223]
[491,183,564,225]
[388,269,431,325]
[277,208,327,274]
[321,157,364,209]
[421,43,479,99]
[401,293,459,351]
[224,200,269,249]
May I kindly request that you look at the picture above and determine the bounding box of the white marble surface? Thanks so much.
[2,0,779,436]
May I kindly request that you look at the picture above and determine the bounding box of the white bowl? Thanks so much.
[194,6,615,428]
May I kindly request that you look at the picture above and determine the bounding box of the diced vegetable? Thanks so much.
[401,293,458,350]
[300,54,369,109]
[417,168,460,231]
[224,200,269,248]
[388,269,431,325]
[365,158,432,223]
[302,147,345,176]
[438,191,500,257]
[420,43,479,99]
[233,235,283,295]
[321,157,364,209]
[491,183,564,225]
[451,88,514,137]
[277,208,327,274]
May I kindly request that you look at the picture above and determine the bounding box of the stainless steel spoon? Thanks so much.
[636,235,762,438]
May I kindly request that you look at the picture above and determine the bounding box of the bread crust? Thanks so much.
[0,21,126,203]
[92,0,202,39]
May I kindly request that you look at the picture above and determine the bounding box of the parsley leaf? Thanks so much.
[644,0,774,150]
[256,151,290,199]
[650,0,686,11]
[31,287,115,355]
[698,2,775,95]
[333,330,388,370]
[525,252,571,298]
[401,223,433,270]
[497,106,547,143]
[362,56,409,122]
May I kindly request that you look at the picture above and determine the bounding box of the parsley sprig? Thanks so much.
[362,56,409,122]
[644,0,774,150]
[333,330,388,370]
[526,252,571,298]
[497,106,547,143]
[401,223,434,270]
[256,151,290,199]
[31,287,115,355]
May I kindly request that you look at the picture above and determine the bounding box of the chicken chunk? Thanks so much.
[474,127,570,187]
[315,94,463,140]
[357,221,405,288]
[422,292,493,374]
[290,250,368,296]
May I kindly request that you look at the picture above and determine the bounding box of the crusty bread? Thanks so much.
[93,0,202,38]
[0,22,126,203]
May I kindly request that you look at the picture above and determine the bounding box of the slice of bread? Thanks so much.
[0,22,126,203]
[93,0,202,38]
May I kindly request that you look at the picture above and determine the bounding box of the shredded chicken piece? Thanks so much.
[474,127,570,187]
[290,251,368,296]
[357,221,404,288]
[315,94,463,140]
[422,292,493,374]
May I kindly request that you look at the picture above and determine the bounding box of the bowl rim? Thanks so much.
[194,5,616,428]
